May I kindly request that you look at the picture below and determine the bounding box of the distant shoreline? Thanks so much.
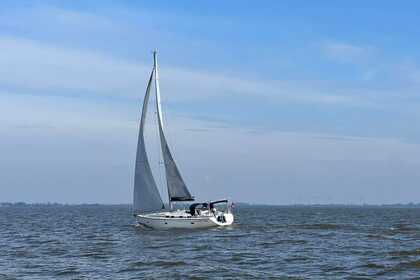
[1,202,420,208]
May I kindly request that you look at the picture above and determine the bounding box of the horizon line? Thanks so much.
[2,202,420,207]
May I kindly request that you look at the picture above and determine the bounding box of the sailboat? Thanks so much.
[133,51,234,229]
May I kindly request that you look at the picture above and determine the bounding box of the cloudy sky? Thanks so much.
[1,1,420,204]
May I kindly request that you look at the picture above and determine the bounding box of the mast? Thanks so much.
[153,50,194,210]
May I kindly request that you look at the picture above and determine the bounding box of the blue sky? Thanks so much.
[1,1,420,204]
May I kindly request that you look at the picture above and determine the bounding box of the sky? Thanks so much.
[1,0,420,204]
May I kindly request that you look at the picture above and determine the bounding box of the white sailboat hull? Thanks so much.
[136,211,234,230]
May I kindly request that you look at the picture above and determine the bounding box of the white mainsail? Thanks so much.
[153,52,194,204]
[133,69,165,213]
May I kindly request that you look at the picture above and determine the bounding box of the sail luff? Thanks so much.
[153,51,194,204]
[133,68,165,213]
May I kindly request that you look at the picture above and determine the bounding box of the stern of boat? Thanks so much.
[209,212,234,226]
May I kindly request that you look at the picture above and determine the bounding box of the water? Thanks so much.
[1,205,419,279]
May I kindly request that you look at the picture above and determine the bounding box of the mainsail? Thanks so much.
[153,52,194,203]
[133,69,165,213]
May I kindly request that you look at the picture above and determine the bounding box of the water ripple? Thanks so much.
[1,205,419,279]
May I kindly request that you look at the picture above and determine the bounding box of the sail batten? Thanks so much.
[133,69,165,214]
[153,51,194,203]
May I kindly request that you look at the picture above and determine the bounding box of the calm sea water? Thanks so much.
[1,205,419,279]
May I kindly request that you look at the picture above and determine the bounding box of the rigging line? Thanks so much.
[161,85,174,162]
[153,68,166,204]
[155,109,165,198]
[159,70,179,171]
[158,64,179,182]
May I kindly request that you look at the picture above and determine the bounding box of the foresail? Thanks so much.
[158,125,194,201]
[154,52,194,202]
[133,69,165,213]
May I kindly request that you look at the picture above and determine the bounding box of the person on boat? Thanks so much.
[189,203,204,216]
[210,205,217,215]
[189,203,211,216]
[188,204,196,216]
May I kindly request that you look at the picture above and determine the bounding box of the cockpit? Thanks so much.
[188,200,230,216]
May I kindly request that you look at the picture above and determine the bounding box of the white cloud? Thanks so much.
[322,41,373,64]
[47,8,116,30]
[0,36,365,106]
[0,36,148,94]
[1,92,420,204]
[0,6,117,33]
[396,61,420,86]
